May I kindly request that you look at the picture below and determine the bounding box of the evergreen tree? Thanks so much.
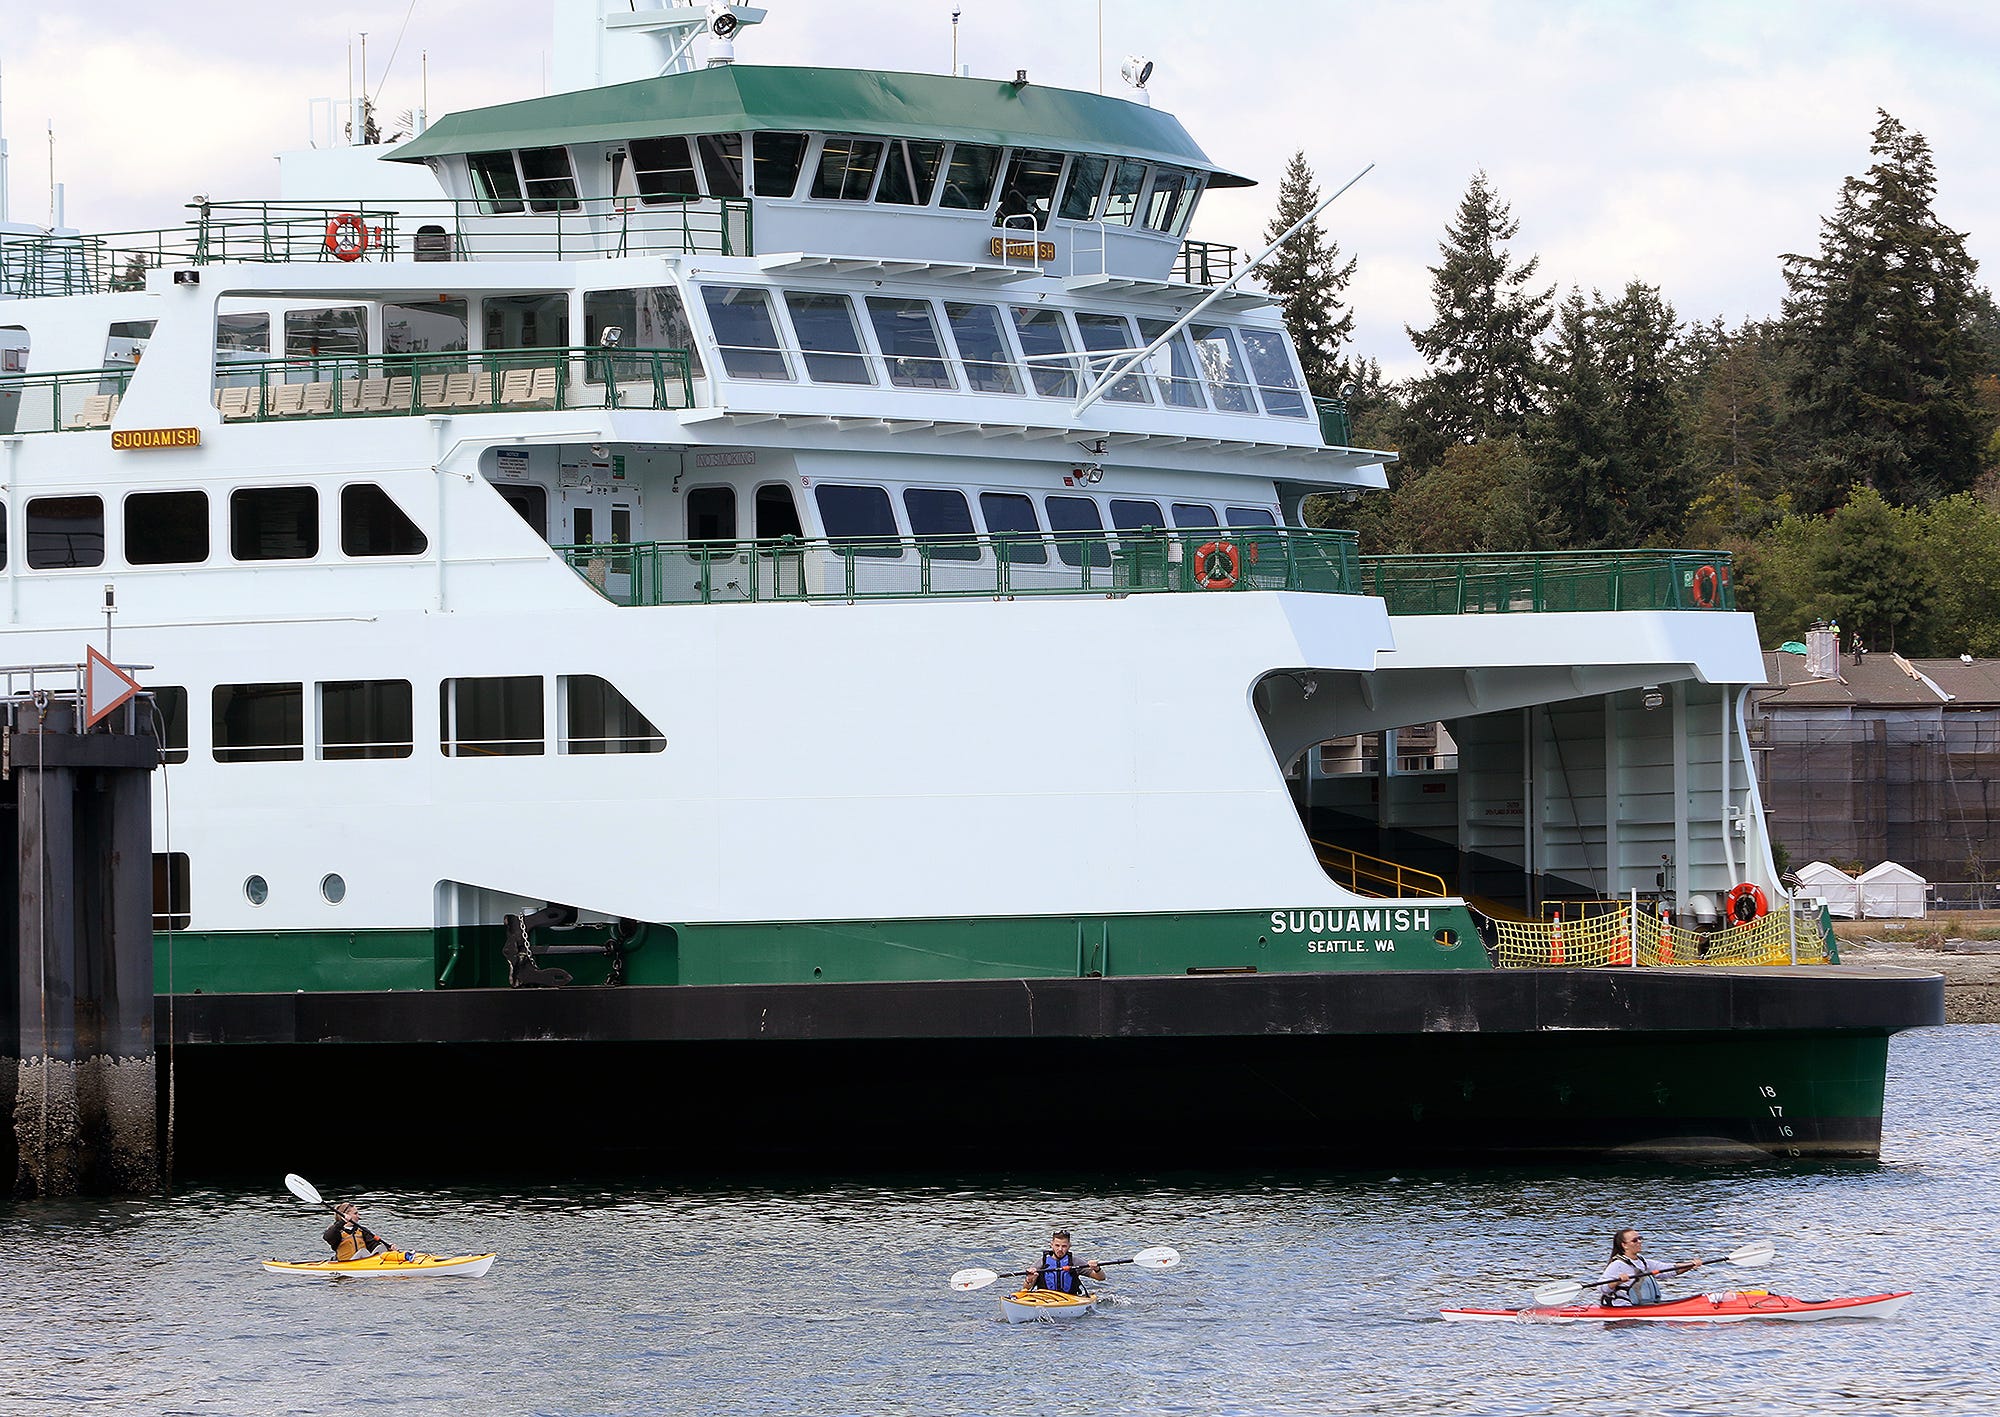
[1814,485,1938,652]
[1779,111,1990,510]
[1680,320,1799,542]
[1400,171,1554,471]
[1528,290,1612,542]
[1259,151,1357,400]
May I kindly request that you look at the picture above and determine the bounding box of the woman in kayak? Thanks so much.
[1026,1231,1105,1294]
[1601,1228,1701,1306]
[324,1201,396,1261]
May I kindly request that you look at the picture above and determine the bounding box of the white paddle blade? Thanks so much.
[284,1173,324,1207]
[950,1268,999,1292]
[1132,1246,1180,1270]
[1728,1241,1776,1267]
[1530,1280,1584,1307]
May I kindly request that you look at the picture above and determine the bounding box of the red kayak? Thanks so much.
[1440,1289,1912,1324]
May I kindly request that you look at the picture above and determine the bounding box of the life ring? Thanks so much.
[325,213,369,262]
[1692,563,1720,609]
[1724,882,1768,925]
[1193,540,1240,590]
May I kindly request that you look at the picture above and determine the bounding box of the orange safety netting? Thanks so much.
[1494,906,1832,968]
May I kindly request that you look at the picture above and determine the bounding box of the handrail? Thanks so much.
[1314,397,1352,448]
[1357,549,1738,613]
[1310,839,1452,899]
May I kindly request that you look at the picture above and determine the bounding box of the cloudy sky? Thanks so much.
[6,1,1998,379]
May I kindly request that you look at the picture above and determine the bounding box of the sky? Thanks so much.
[5,0,1998,381]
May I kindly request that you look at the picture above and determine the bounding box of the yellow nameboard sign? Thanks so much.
[990,237,1056,261]
[111,427,202,450]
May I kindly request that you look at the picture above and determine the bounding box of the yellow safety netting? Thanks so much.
[1494,906,1833,969]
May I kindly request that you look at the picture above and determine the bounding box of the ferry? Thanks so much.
[0,2,1939,1176]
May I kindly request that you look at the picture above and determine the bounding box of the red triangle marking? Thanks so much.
[84,646,144,728]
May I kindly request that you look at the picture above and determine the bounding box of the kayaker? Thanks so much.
[1601,1228,1701,1306]
[323,1202,395,1261]
[1025,1231,1105,1295]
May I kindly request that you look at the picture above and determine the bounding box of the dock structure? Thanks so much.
[3,666,161,1196]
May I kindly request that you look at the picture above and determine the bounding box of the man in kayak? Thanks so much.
[324,1201,396,1262]
[1602,1228,1701,1306]
[1026,1231,1105,1295]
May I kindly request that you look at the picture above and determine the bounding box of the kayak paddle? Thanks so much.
[1530,1240,1776,1307]
[284,1173,341,1215]
[951,1246,1180,1291]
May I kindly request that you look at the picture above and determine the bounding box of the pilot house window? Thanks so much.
[629,136,701,201]
[519,147,580,212]
[812,138,885,201]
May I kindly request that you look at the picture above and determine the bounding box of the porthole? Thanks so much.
[321,873,346,905]
[244,875,269,906]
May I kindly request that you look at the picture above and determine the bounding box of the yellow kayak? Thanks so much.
[998,1288,1100,1323]
[261,1251,497,1279]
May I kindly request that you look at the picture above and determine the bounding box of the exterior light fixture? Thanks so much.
[1642,685,1665,710]
[1120,56,1154,88]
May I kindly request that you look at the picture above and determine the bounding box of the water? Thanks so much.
[4,1025,1996,1416]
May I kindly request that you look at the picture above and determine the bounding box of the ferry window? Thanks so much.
[697,135,746,199]
[630,136,700,201]
[1173,174,1206,234]
[1172,502,1220,529]
[1109,499,1166,533]
[1145,169,1189,232]
[687,486,737,542]
[26,495,105,569]
[468,151,526,214]
[943,303,1022,395]
[216,313,269,356]
[1137,318,1208,409]
[1240,328,1309,417]
[0,500,6,566]
[994,150,1064,230]
[562,675,666,755]
[583,288,702,377]
[212,682,304,763]
[978,492,1048,565]
[1008,308,1079,398]
[320,679,414,761]
[1190,324,1254,412]
[751,132,810,197]
[1058,155,1108,222]
[1227,507,1278,527]
[501,484,549,540]
[150,685,189,764]
[341,484,428,557]
[865,298,954,389]
[441,676,544,758]
[784,292,873,385]
[813,484,903,558]
[755,484,803,541]
[876,139,945,206]
[285,307,366,373]
[1075,314,1151,404]
[1045,495,1111,568]
[153,853,190,931]
[1102,161,1147,226]
[124,490,209,565]
[811,137,885,201]
[700,286,791,381]
[520,146,581,212]
[384,298,469,354]
[902,488,980,561]
[485,293,568,350]
[939,143,1001,210]
[231,487,318,560]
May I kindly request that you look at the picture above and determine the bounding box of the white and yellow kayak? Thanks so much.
[261,1251,497,1279]
[998,1288,1100,1323]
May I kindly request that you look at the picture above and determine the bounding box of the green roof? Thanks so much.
[391,65,1253,188]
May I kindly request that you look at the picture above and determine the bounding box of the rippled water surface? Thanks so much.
[3,1025,1995,1416]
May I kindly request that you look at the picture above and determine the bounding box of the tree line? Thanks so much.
[1262,112,2000,653]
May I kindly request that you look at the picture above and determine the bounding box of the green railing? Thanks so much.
[0,365,138,434]
[1,196,755,296]
[209,346,695,422]
[1357,550,1737,614]
[1173,240,1239,285]
[558,527,1362,606]
[1315,397,1352,448]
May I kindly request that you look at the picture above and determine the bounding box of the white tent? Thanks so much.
[1859,861,1927,919]
[1794,861,1861,919]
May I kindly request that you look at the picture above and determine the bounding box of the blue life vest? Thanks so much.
[1631,1270,1664,1305]
[1036,1251,1083,1294]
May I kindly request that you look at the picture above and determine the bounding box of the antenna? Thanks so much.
[0,65,9,224]
[952,7,960,76]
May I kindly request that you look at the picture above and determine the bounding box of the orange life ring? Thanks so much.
[1724,882,1768,925]
[325,213,369,262]
[1692,563,1720,608]
[1193,540,1240,590]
